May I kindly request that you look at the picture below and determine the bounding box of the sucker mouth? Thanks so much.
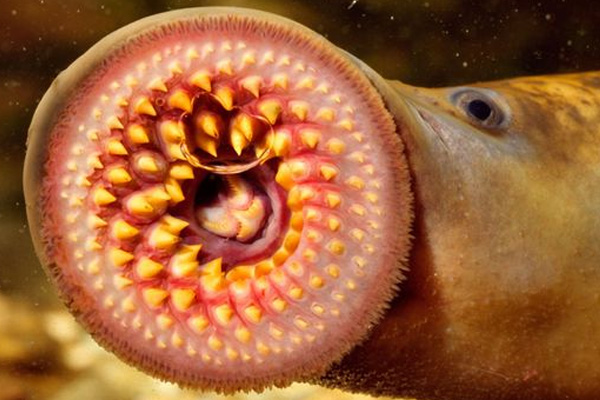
[23,7,414,392]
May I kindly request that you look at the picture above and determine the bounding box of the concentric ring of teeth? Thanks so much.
[35,11,409,391]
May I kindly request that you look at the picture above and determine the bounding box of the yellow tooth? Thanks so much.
[255,261,274,278]
[165,177,185,204]
[272,130,291,156]
[208,335,224,351]
[127,124,150,144]
[147,77,167,92]
[126,194,155,217]
[290,213,304,232]
[110,248,134,267]
[107,167,132,185]
[137,155,159,173]
[93,187,116,206]
[160,215,189,234]
[326,138,346,154]
[339,119,354,131]
[256,342,270,356]
[300,187,315,201]
[160,121,184,142]
[201,274,226,292]
[319,165,338,181]
[149,226,179,249]
[262,51,275,64]
[226,266,253,281]
[290,101,309,121]
[244,305,262,323]
[136,257,164,279]
[214,304,234,325]
[216,59,233,75]
[300,128,320,149]
[346,176,366,190]
[294,316,309,330]
[240,76,261,97]
[214,87,235,110]
[351,229,366,242]
[112,219,139,240]
[195,134,219,157]
[350,204,367,216]
[169,162,194,180]
[328,239,346,255]
[284,231,301,252]
[278,55,290,66]
[107,116,124,130]
[171,333,184,348]
[241,51,256,65]
[188,315,209,333]
[272,73,288,89]
[310,275,325,289]
[143,288,169,308]
[232,113,255,141]
[189,70,212,92]
[88,215,107,229]
[166,143,187,161]
[272,248,290,266]
[295,76,315,90]
[107,139,128,155]
[230,129,249,156]
[257,99,282,125]
[172,259,199,278]
[176,244,202,261]
[147,186,171,205]
[171,288,196,311]
[87,155,103,169]
[169,61,183,75]
[187,47,200,60]
[326,193,341,208]
[168,90,193,113]
[201,257,222,276]
[288,286,303,300]
[114,275,133,290]
[197,112,220,138]
[316,107,335,122]
[275,162,294,191]
[271,298,287,312]
[134,97,157,116]
[328,216,341,231]
[235,326,252,343]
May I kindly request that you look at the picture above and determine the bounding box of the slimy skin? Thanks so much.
[321,67,600,400]
[24,7,411,393]
[24,5,600,400]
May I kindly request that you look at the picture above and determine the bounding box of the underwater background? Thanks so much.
[1,0,599,399]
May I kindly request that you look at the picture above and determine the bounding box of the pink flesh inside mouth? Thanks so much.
[27,9,412,392]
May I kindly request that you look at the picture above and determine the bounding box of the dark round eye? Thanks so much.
[451,89,508,128]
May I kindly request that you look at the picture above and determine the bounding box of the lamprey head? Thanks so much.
[23,7,413,392]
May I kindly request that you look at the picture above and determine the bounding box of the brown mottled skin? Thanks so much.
[318,67,600,399]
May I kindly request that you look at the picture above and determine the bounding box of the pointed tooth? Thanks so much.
[254,261,273,278]
[171,288,196,311]
[230,129,249,156]
[214,304,234,325]
[195,134,219,157]
[326,193,342,208]
[235,326,252,343]
[107,116,124,130]
[142,288,169,308]
[188,315,209,333]
[240,76,261,97]
[208,335,224,351]
[189,70,212,92]
[136,155,159,173]
[149,226,179,249]
[168,90,193,113]
[109,248,134,267]
[326,138,346,154]
[275,162,294,191]
[93,187,116,206]
[271,298,287,312]
[160,214,189,234]
[164,177,185,204]
[289,101,309,121]
[257,99,282,124]
[231,113,255,142]
[126,194,155,217]
[169,61,183,74]
[272,130,291,156]
[319,165,338,181]
[169,162,194,180]
[107,167,132,185]
[225,266,254,281]
[127,124,150,144]
[112,219,139,240]
[107,139,128,155]
[272,73,288,89]
[196,112,221,138]
[134,97,157,116]
[88,215,108,229]
[244,305,262,324]
[316,107,335,122]
[160,121,185,142]
[300,128,320,149]
[328,216,341,231]
[214,87,234,111]
[136,257,164,279]
[201,257,222,276]
[148,77,168,92]
[216,59,233,75]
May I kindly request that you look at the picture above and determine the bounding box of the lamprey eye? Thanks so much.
[451,88,509,128]
[23,7,413,392]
